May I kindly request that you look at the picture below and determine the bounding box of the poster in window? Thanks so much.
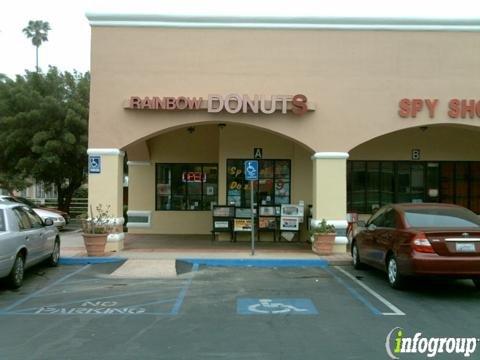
[157,184,170,195]
[280,217,299,231]
[234,219,252,232]
[259,206,275,216]
[281,204,304,217]
[259,217,276,230]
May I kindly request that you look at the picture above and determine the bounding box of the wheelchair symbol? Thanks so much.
[248,299,308,314]
[245,160,258,181]
[89,156,101,173]
[246,162,256,177]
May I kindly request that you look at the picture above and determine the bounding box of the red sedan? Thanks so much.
[352,203,480,289]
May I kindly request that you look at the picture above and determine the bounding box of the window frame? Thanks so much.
[348,160,480,214]
[155,163,219,211]
[226,159,292,207]
[0,209,5,232]
[11,206,33,231]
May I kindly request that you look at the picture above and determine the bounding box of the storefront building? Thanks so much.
[86,13,480,252]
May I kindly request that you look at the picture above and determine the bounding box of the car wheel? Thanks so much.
[7,254,25,289]
[47,240,60,267]
[352,242,364,270]
[387,255,405,290]
[472,278,480,290]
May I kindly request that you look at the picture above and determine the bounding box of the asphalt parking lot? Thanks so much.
[0,261,479,360]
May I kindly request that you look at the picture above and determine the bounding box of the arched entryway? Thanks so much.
[347,124,480,217]
[123,122,314,238]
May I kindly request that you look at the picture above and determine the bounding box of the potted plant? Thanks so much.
[81,204,115,256]
[310,219,336,255]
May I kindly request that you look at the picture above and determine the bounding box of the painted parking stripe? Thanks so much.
[170,263,199,315]
[1,265,91,313]
[334,266,406,316]
[323,267,382,316]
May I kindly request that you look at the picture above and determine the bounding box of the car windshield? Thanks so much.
[0,209,5,231]
[15,196,37,208]
[404,207,480,228]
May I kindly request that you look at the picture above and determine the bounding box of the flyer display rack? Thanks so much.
[257,205,281,242]
[212,204,305,243]
[211,205,235,242]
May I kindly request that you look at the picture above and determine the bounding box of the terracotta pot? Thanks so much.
[82,233,108,257]
[312,233,336,255]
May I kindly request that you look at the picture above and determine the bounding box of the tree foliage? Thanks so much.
[22,20,51,71]
[0,67,89,212]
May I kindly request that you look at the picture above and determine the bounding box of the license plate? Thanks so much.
[456,243,476,252]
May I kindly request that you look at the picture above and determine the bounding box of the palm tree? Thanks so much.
[22,20,51,72]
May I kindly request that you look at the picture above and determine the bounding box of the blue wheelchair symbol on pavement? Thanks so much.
[89,155,101,174]
[244,160,259,181]
[237,298,318,315]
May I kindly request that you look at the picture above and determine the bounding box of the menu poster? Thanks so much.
[280,216,299,231]
[259,217,276,230]
[234,219,252,232]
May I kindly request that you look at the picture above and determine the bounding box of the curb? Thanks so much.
[178,258,329,268]
[59,257,127,265]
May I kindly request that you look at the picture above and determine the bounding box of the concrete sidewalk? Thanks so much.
[59,230,352,265]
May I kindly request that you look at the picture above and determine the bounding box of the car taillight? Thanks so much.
[412,233,435,253]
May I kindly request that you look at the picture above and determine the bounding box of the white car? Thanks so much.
[0,202,60,288]
[0,196,66,229]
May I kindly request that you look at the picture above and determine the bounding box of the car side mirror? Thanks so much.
[367,223,377,231]
[44,218,54,226]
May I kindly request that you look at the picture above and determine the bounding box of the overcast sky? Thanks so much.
[1,0,479,79]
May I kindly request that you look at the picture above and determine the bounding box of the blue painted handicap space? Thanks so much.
[237,298,318,315]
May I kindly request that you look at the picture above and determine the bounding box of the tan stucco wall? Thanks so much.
[350,125,480,160]
[89,27,480,153]
[312,158,347,220]
[88,154,124,218]
[89,25,480,243]
[128,124,312,234]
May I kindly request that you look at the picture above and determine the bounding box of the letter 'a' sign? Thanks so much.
[254,148,263,159]
[89,155,101,174]
[244,160,259,181]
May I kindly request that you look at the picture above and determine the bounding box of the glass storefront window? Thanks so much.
[347,161,480,214]
[380,162,394,206]
[227,159,291,207]
[156,164,218,211]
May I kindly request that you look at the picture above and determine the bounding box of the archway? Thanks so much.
[124,122,315,236]
[347,124,480,215]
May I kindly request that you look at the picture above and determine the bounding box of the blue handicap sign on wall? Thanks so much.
[244,160,259,181]
[89,155,101,174]
[237,298,318,315]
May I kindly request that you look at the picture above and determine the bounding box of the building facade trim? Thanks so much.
[127,161,151,166]
[87,148,125,156]
[86,14,480,31]
[311,152,349,160]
